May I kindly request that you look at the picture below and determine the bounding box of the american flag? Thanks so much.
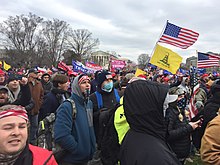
[188,66,199,120]
[188,83,200,120]
[197,52,220,68]
[158,21,199,49]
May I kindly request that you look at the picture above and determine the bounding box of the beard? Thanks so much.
[0,97,9,106]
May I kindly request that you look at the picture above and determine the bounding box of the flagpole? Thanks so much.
[157,20,169,43]
[147,20,169,66]
[196,50,198,69]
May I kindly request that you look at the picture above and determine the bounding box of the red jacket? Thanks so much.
[29,145,57,165]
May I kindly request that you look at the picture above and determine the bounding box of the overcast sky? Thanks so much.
[0,0,219,63]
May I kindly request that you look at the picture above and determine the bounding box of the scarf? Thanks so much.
[0,148,23,165]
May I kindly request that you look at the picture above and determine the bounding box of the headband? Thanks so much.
[0,106,28,121]
[78,75,90,85]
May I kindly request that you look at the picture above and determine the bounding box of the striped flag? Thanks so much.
[188,66,199,120]
[158,21,199,49]
[188,83,200,120]
[197,52,220,68]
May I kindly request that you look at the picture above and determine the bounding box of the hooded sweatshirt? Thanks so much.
[54,75,96,164]
[120,80,180,165]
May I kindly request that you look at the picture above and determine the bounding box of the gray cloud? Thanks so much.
[1,0,220,63]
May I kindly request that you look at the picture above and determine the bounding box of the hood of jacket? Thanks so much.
[71,75,84,99]
[123,80,169,141]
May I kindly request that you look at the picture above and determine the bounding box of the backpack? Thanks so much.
[37,98,76,160]
[100,103,121,165]
[95,89,121,165]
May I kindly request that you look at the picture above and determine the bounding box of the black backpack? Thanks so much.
[37,98,76,161]
[99,103,121,165]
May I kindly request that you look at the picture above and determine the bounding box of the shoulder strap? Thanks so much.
[95,89,120,109]
[114,89,120,103]
[64,98,77,120]
[95,91,103,109]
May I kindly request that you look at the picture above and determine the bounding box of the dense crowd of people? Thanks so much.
[0,66,219,165]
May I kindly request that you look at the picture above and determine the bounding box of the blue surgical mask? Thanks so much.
[102,82,113,92]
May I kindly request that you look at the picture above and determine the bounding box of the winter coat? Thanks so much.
[11,84,32,107]
[38,88,70,121]
[114,97,129,144]
[90,86,119,144]
[195,87,207,105]
[203,92,220,128]
[6,84,34,114]
[54,75,96,164]
[194,92,220,149]
[166,105,193,159]
[28,80,44,115]
[90,87,119,111]
[14,144,57,165]
[201,114,220,165]
[120,80,180,165]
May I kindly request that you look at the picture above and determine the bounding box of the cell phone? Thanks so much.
[191,114,203,122]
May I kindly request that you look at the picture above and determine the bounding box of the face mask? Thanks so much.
[177,98,186,110]
[102,81,113,92]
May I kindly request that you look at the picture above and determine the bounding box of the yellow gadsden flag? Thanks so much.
[135,68,147,77]
[3,61,11,71]
[150,44,183,74]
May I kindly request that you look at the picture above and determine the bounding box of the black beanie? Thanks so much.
[7,74,19,83]
[97,71,112,87]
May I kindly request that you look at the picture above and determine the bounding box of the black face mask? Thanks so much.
[177,98,186,110]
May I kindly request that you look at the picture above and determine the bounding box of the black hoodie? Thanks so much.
[120,80,180,165]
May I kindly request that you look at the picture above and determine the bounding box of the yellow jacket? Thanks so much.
[114,97,130,144]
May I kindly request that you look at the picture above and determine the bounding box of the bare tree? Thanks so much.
[0,13,100,67]
[41,19,69,65]
[67,29,99,62]
[0,13,43,65]
[137,54,150,69]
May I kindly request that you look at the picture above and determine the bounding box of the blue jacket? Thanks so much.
[54,76,96,164]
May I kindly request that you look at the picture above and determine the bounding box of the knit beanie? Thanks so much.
[97,70,112,87]
[7,74,19,83]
